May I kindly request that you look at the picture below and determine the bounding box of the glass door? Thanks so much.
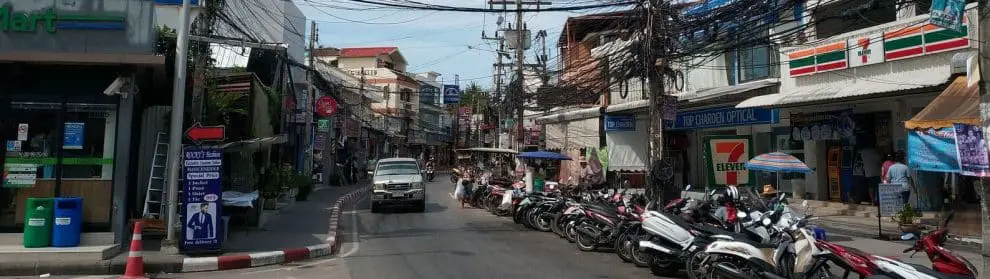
[1,102,62,230]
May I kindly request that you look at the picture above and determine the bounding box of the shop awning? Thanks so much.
[545,118,600,150]
[676,78,778,103]
[736,73,948,108]
[904,76,980,129]
[606,99,649,113]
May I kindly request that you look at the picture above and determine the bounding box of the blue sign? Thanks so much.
[420,85,438,105]
[442,85,460,104]
[62,122,85,150]
[182,147,223,251]
[605,114,636,132]
[908,127,960,173]
[668,107,778,130]
[155,0,201,5]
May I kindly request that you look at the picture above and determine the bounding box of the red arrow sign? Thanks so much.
[185,123,225,143]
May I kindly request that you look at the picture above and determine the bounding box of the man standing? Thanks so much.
[187,203,215,240]
[887,152,914,205]
[860,147,882,205]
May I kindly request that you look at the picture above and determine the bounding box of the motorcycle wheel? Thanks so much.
[629,234,652,268]
[532,212,553,232]
[704,255,756,279]
[575,228,598,252]
[513,206,526,225]
[684,251,709,279]
[564,221,578,243]
[615,234,633,263]
[649,254,680,276]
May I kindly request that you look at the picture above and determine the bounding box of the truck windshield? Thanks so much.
[375,163,420,176]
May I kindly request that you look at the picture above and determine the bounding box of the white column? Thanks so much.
[102,111,117,179]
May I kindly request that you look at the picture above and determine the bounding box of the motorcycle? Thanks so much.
[426,166,435,182]
[902,212,978,278]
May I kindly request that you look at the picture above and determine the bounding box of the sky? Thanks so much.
[294,0,623,89]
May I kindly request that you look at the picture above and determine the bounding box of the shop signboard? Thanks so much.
[420,85,438,105]
[789,109,855,141]
[442,85,460,104]
[847,34,885,68]
[704,135,754,186]
[317,119,330,132]
[668,107,777,130]
[907,127,959,172]
[604,114,636,132]
[930,0,966,33]
[182,147,223,251]
[62,122,84,150]
[878,183,903,217]
[953,124,989,177]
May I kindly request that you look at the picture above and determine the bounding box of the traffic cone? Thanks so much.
[120,221,147,279]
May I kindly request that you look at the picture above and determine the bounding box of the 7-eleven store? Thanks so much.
[736,5,978,207]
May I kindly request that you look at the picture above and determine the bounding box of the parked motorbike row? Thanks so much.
[466,181,978,279]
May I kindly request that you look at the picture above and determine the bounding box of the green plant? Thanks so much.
[260,163,292,199]
[295,172,314,201]
[203,84,249,127]
[893,203,922,225]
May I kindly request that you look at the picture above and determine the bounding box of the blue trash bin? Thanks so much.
[52,197,83,247]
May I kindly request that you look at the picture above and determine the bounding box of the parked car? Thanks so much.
[370,158,427,213]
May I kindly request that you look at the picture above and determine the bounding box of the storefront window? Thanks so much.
[1,102,116,230]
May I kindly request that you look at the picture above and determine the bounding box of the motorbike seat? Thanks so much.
[690,223,749,240]
[586,205,620,218]
[906,263,974,279]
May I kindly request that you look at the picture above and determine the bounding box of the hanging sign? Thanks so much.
[185,123,226,143]
[317,119,330,132]
[315,96,338,117]
[704,135,754,186]
[907,127,959,172]
[182,147,223,251]
[953,124,990,177]
[669,107,778,130]
[847,34,885,68]
[442,85,461,104]
[930,0,966,33]
[62,122,85,150]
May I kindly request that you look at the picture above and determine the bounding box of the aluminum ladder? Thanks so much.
[142,132,169,219]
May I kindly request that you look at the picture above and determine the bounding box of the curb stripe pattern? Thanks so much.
[179,185,370,272]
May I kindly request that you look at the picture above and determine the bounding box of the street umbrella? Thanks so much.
[516,151,572,161]
[745,152,811,173]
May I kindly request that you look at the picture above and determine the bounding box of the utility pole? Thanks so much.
[305,21,317,176]
[978,0,990,270]
[514,0,525,151]
[483,29,504,148]
[645,0,671,203]
[189,1,215,123]
[163,0,192,253]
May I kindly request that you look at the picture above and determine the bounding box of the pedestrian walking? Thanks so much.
[886,151,914,205]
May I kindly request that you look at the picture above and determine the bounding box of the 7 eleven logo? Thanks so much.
[857,38,872,64]
[709,138,750,185]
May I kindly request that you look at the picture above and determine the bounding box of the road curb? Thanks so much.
[177,185,370,273]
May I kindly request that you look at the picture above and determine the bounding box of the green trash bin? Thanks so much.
[23,197,54,248]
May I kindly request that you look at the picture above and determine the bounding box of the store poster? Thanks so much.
[907,127,960,172]
[16,123,28,141]
[953,124,990,177]
[6,140,21,152]
[3,164,38,188]
[62,122,85,150]
[182,147,223,251]
[704,135,754,186]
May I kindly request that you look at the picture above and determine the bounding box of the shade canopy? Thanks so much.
[745,152,811,173]
[904,76,980,129]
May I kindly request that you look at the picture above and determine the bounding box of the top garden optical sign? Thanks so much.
[0,4,125,33]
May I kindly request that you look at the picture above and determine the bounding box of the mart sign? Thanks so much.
[704,136,753,186]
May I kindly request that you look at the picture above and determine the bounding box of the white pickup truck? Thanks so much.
[369,158,426,213]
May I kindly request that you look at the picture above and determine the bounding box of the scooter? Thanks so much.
[902,212,978,278]
[426,166,435,182]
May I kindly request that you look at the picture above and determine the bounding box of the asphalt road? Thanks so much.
[154,179,664,279]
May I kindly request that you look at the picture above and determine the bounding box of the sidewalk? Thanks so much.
[0,183,369,276]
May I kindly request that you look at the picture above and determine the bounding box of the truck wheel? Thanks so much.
[370,202,381,213]
[416,200,426,212]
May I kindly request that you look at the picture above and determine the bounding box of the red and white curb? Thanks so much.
[180,186,370,272]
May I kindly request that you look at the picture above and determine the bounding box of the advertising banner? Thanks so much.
[704,135,753,186]
[907,127,959,172]
[930,0,966,33]
[789,109,855,141]
[953,124,990,177]
[62,122,85,150]
[182,147,223,251]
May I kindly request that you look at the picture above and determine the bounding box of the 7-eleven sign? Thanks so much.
[705,136,753,186]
